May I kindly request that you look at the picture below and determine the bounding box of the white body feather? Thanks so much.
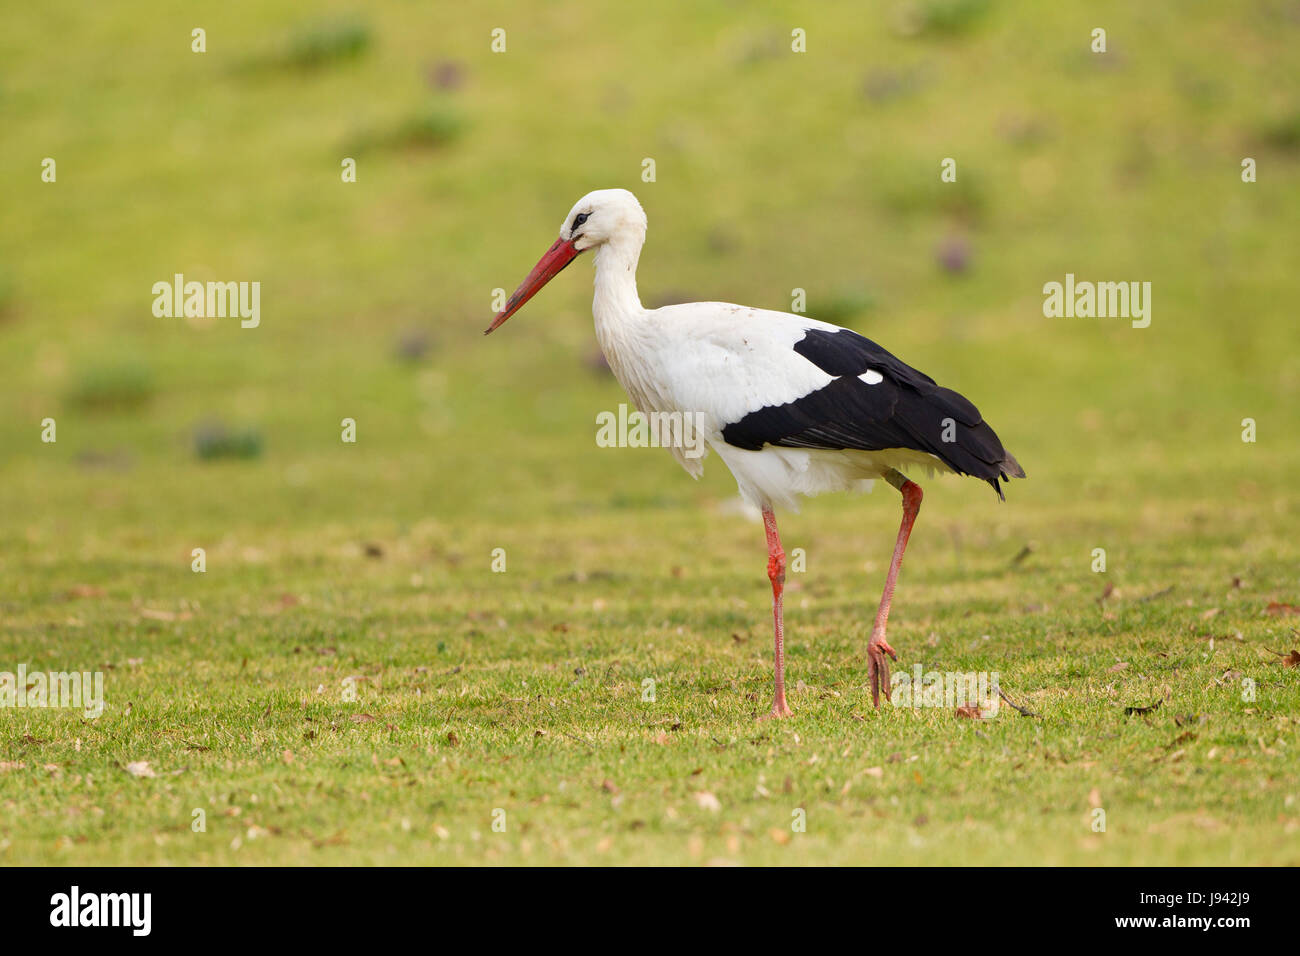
[584,195,949,511]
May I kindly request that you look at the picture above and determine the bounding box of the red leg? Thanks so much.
[867,470,923,708]
[759,507,792,719]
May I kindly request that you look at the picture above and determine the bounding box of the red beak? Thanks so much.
[484,237,581,334]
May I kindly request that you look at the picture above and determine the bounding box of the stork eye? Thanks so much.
[572,212,590,231]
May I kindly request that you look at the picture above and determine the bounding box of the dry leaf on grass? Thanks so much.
[64,585,105,599]
[125,761,156,778]
[1264,646,1300,668]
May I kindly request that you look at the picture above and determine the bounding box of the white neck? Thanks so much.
[592,232,645,334]
[590,230,655,408]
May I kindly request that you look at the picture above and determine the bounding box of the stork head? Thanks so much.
[484,188,646,334]
[559,188,647,251]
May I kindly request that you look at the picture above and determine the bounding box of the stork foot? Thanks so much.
[867,635,897,709]
[758,695,793,720]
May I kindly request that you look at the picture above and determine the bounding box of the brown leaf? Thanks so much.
[446,731,459,746]
[955,705,983,719]
[1265,602,1299,616]
[350,714,376,724]
[1108,661,1130,673]
[64,585,105,599]
[601,778,620,794]
[1264,647,1300,668]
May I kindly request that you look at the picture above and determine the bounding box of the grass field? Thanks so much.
[1,1,1298,865]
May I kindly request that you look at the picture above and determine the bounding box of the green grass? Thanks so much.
[1,1,1298,865]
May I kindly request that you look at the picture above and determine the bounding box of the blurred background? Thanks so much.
[2,0,1297,595]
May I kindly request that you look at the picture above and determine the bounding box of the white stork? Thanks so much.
[485,189,1025,719]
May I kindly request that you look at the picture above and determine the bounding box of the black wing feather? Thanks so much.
[721,328,1025,498]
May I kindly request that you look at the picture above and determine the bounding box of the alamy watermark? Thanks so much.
[0,665,104,718]
[891,664,999,714]
[152,273,260,328]
[50,886,150,936]
[595,403,707,459]
[1042,273,1151,328]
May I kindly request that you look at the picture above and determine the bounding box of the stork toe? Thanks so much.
[867,638,897,708]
